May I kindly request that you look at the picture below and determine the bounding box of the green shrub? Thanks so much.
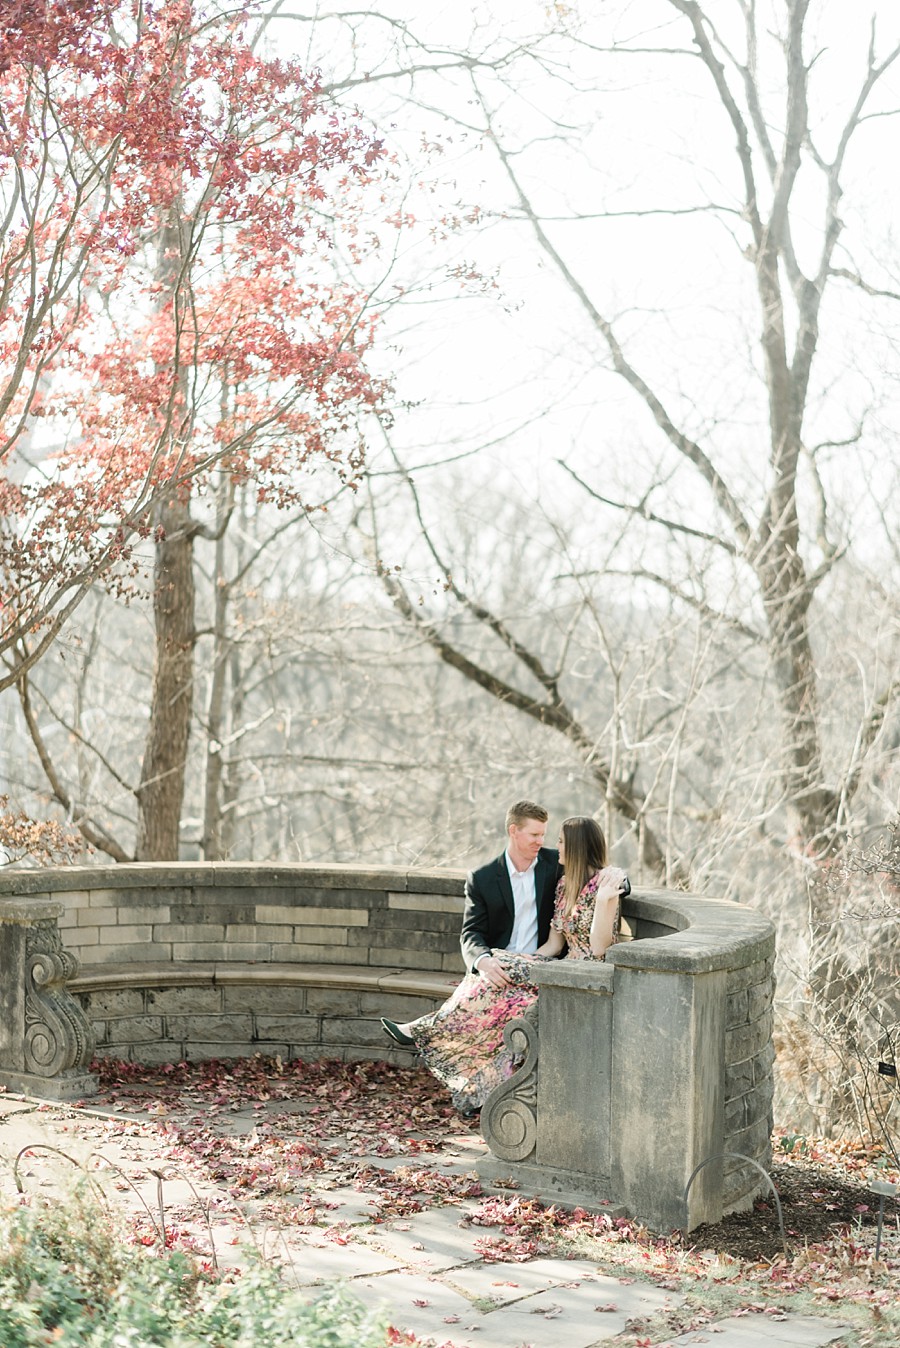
[0,1187,391,1347]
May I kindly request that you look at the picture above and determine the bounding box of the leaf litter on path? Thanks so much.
[27,1057,887,1336]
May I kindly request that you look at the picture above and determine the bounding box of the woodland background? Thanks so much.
[1,0,899,1145]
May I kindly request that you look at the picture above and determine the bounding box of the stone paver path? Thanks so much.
[0,1096,857,1347]
[663,1318,849,1348]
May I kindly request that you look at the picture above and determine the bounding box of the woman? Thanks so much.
[388,817,628,1115]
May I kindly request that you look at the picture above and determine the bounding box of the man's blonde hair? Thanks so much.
[505,800,549,831]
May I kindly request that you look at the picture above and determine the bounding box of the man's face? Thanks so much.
[508,817,546,865]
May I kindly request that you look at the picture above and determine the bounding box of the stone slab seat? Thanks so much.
[69,961,459,999]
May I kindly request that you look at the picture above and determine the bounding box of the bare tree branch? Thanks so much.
[558,459,741,558]
[830,267,900,303]
[14,652,131,862]
[478,90,754,550]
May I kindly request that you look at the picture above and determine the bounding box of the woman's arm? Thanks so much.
[533,926,566,958]
[589,881,623,959]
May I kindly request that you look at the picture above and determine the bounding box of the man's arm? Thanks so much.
[460,862,515,989]
[460,867,492,972]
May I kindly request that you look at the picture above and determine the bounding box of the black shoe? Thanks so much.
[381,1018,415,1047]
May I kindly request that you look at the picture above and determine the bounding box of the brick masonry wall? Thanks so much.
[722,953,776,1210]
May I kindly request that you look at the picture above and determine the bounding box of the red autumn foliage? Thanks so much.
[0,0,389,683]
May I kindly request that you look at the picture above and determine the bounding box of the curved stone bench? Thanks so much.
[0,864,466,1076]
[1,865,776,1233]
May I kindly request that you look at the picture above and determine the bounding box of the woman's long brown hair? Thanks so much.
[561,816,608,915]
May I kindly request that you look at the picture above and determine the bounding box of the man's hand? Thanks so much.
[477,955,513,989]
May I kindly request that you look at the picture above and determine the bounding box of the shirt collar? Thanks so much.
[506,850,538,879]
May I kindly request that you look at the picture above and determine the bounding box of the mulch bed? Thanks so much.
[690,1155,895,1263]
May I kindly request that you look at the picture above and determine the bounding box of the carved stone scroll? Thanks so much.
[480,1010,539,1163]
[25,921,94,1077]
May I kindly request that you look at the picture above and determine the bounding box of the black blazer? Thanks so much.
[459,847,561,972]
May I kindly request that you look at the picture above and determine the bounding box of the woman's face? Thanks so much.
[558,830,566,865]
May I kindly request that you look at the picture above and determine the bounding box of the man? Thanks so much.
[381,800,561,1044]
[460,799,561,989]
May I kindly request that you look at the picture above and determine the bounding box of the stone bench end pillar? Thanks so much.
[0,899,97,1101]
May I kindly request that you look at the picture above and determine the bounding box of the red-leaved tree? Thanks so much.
[1,1,390,857]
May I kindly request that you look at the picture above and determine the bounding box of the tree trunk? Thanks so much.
[759,553,837,855]
[135,495,196,860]
[218,645,245,859]
[201,521,231,860]
[134,13,195,867]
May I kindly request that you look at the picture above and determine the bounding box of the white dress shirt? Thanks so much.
[504,850,539,953]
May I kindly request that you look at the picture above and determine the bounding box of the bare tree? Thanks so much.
[491,2,900,859]
[352,1,900,886]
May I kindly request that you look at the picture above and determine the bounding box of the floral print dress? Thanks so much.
[410,866,628,1113]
